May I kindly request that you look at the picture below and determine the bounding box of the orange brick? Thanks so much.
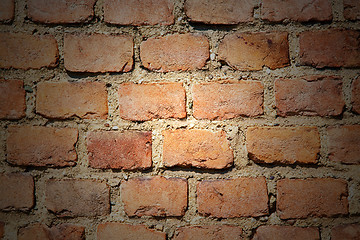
[0,79,26,120]
[0,0,14,21]
[331,224,360,240]
[344,0,360,20]
[174,225,243,240]
[352,77,360,114]
[253,226,320,240]
[18,224,85,240]
[97,223,166,240]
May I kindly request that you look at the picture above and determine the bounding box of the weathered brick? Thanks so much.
[163,129,233,169]
[0,79,26,120]
[97,223,166,240]
[45,179,110,217]
[0,32,58,70]
[174,225,243,240]
[197,178,268,218]
[344,0,360,20]
[140,33,209,72]
[218,32,289,70]
[7,126,78,167]
[0,0,14,21]
[104,0,174,26]
[0,222,3,239]
[118,83,186,121]
[352,77,360,114]
[27,0,96,24]
[18,224,85,240]
[64,33,133,72]
[36,81,108,119]
[87,131,152,170]
[246,127,320,164]
[193,81,264,120]
[277,178,348,219]
[299,29,360,68]
[0,173,34,211]
[261,0,332,22]
[253,226,320,240]
[121,176,187,217]
[184,0,255,24]
[275,76,344,117]
[331,224,360,240]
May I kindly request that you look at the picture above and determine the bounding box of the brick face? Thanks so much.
[344,0,360,20]
[0,0,14,21]
[97,223,166,240]
[352,77,360,114]
[331,224,360,240]
[253,226,320,240]
[18,224,85,240]
[0,79,26,120]
[174,225,243,240]
[0,222,3,239]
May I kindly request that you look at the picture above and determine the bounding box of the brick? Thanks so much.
[0,79,26,120]
[18,224,85,240]
[174,225,243,240]
[253,226,320,240]
[7,126,78,167]
[45,179,110,217]
[27,0,96,24]
[87,131,152,170]
[97,223,166,240]
[246,127,320,164]
[344,0,360,20]
[299,29,360,68]
[104,0,174,26]
[327,125,360,164]
[0,32,58,70]
[36,81,108,119]
[121,176,187,217]
[163,129,233,169]
[277,178,348,219]
[331,224,360,240]
[64,33,133,72]
[193,81,264,120]
[0,0,14,21]
[275,76,344,117]
[184,0,255,24]
[118,83,186,121]
[197,178,268,218]
[218,32,289,71]
[0,222,3,239]
[352,77,360,114]
[0,173,34,211]
[261,0,332,22]
[140,33,209,72]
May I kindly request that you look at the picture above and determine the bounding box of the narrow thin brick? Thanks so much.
[0,79,26,120]
[331,224,360,240]
[344,0,360,20]
[253,226,320,240]
[0,222,3,239]
[97,223,166,240]
[352,77,360,114]
[0,0,14,21]
[174,225,243,240]
[18,224,85,240]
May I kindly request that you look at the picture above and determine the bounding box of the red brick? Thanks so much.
[299,29,360,68]
[87,131,152,170]
[36,81,108,119]
[64,33,133,72]
[18,224,49,240]
[121,176,187,217]
[104,0,174,26]
[174,225,243,240]
[0,0,14,21]
[0,79,26,120]
[27,0,96,24]
[218,32,289,71]
[327,125,360,164]
[193,81,263,120]
[140,33,209,72]
[97,223,166,240]
[0,32,58,70]
[7,126,78,167]
[0,173,34,211]
[118,83,186,121]
[0,222,3,239]
[277,178,348,219]
[331,224,360,240]
[246,127,320,164]
[275,76,344,117]
[261,0,332,22]
[45,179,110,217]
[352,77,360,114]
[184,0,255,24]
[163,129,233,169]
[197,178,268,218]
[344,0,360,20]
[253,226,320,240]
[18,224,85,240]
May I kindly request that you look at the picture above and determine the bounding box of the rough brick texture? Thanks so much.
[45,179,110,217]
[7,126,78,167]
[197,178,268,218]
[0,32,58,70]
[0,79,26,120]
[0,222,3,239]
[275,76,344,117]
[331,224,360,240]
[87,131,152,170]
[253,226,320,240]
[104,0,174,26]
[97,223,166,240]
[344,0,360,20]
[140,33,209,72]
[118,83,186,121]
[246,126,320,164]
[0,0,14,21]
[300,29,360,68]
[218,32,289,70]
[18,224,85,240]
[352,77,360,114]
[277,178,348,219]
[121,176,187,217]
[36,81,108,119]
[192,81,264,120]
[0,173,34,211]
[27,0,96,24]
[64,33,133,72]
[162,129,233,169]
[174,225,243,240]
